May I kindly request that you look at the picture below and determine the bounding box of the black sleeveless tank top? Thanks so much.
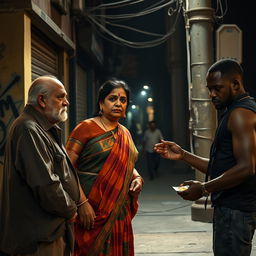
[209,93,256,212]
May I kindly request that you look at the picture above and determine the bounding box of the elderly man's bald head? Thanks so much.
[27,76,64,105]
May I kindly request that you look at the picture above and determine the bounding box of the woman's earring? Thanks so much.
[99,109,103,116]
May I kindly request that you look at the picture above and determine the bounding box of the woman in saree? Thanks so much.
[66,79,144,256]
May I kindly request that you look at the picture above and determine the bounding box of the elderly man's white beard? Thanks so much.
[56,108,68,122]
[48,107,68,123]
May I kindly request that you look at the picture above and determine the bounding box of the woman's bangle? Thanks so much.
[77,198,88,207]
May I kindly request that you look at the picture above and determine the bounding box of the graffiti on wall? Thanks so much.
[0,74,22,164]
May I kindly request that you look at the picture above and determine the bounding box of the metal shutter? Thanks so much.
[31,30,59,80]
[76,64,87,123]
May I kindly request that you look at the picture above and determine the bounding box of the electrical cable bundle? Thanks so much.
[83,0,182,48]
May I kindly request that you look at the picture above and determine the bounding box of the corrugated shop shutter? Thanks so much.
[76,64,87,123]
[31,29,59,80]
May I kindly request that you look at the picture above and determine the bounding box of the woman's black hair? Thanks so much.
[94,79,130,116]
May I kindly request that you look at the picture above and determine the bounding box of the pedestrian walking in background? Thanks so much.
[155,59,256,256]
[66,79,144,256]
[0,76,80,256]
[142,120,163,180]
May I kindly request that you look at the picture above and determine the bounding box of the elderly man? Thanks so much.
[0,76,80,256]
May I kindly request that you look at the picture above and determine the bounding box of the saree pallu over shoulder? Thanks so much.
[74,124,138,256]
[77,127,118,174]
[70,125,118,195]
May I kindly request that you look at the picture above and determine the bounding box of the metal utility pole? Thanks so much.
[184,0,216,222]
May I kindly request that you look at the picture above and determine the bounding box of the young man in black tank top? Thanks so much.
[155,59,256,256]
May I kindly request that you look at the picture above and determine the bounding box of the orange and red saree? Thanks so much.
[66,120,138,256]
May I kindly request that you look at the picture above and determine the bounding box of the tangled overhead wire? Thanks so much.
[214,0,228,23]
[82,0,228,48]
[83,0,183,48]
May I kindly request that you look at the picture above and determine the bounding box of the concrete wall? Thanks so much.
[0,12,31,166]
[32,0,74,40]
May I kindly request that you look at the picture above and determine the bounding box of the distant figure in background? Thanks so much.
[142,120,163,180]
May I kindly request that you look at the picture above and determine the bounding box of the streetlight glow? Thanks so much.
[143,85,149,90]
[141,90,147,96]
[147,97,153,102]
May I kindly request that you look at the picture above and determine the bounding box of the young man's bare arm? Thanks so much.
[205,108,256,192]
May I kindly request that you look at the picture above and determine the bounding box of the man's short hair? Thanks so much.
[208,58,243,79]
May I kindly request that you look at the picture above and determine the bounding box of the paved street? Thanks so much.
[133,157,256,256]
